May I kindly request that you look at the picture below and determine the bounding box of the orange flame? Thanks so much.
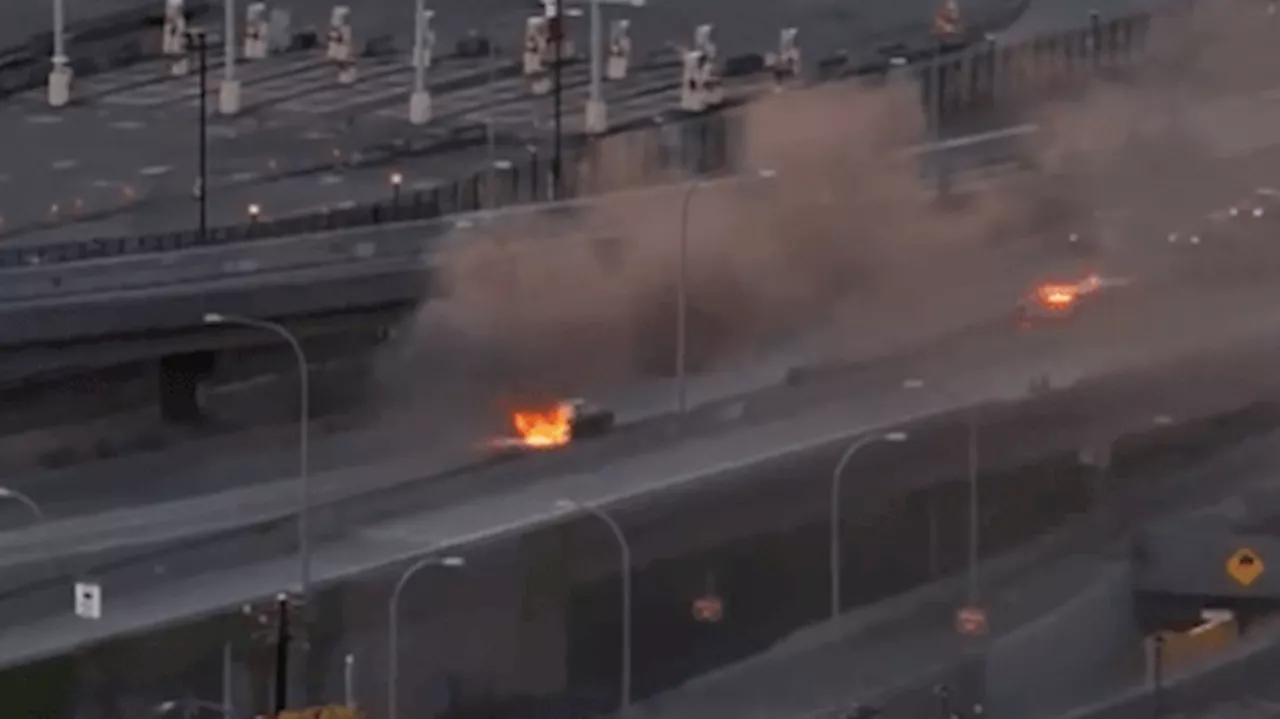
[1036,284,1077,308]
[511,403,573,449]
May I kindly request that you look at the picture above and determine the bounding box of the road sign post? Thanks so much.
[1226,547,1264,588]
[955,605,988,637]
[692,594,723,623]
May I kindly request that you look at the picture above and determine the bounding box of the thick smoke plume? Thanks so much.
[374,0,1280,425]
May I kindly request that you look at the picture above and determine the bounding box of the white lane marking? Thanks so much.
[110,120,146,130]
[51,159,79,170]
[139,165,173,177]
[26,114,63,124]
[318,173,344,186]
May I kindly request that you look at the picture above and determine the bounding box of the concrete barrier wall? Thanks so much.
[984,563,1140,719]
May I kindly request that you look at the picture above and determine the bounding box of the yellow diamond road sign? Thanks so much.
[1227,547,1264,588]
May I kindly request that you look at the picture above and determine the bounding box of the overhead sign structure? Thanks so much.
[1226,547,1264,588]
[955,605,988,636]
[74,581,102,620]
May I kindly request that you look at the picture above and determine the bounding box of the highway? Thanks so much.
[0,0,1274,688]
[0,0,1031,245]
[11,249,1280,670]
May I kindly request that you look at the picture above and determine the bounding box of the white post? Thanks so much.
[584,0,607,134]
[343,653,356,709]
[47,0,72,107]
[408,0,431,124]
[221,643,233,718]
[219,0,242,114]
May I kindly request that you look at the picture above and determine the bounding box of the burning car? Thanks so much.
[1015,272,1128,327]
[495,398,616,451]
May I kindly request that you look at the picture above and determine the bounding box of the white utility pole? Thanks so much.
[48,0,72,107]
[408,0,432,124]
[582,0,644,135]
[219,0,241,114]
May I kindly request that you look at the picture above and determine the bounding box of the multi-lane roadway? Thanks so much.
[13,244,1280,669]
[0,0,1045,244]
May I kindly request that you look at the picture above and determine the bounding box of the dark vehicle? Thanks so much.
[564,398,615,440]
[1014,273,1127,328]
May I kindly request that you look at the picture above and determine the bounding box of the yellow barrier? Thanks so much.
[1145,611,1239,681]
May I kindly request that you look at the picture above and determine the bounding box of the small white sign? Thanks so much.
[74,581,102,620]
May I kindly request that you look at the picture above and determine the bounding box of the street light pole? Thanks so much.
[387,555,465,719]
[556,499,632,713]
[675,168,778,412]
[902,379,982,605]
[586,0,603,133]
[190,27,209,242]
[966,407,980,606]
[829,432,908,623]
[203,314,310,602]
[675,178,698,413]
[0,487,43,522]
[551,8,564,198]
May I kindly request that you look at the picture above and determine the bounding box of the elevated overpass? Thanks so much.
[8,265,1280,713]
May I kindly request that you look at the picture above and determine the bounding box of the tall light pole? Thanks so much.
[0,487,43,523]
[902,378,980,606]
[203,314,311,601]
[387,554,465,719]
[675,168,778,412]
[188,27,210,242]
[555,498,632,713]
[829,431,908,623]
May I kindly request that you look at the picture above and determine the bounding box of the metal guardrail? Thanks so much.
[0,8,1157,275]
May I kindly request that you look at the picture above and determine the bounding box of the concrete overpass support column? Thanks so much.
[158,351,215,423]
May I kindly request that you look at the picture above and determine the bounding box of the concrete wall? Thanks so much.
[983,562,1141,719]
